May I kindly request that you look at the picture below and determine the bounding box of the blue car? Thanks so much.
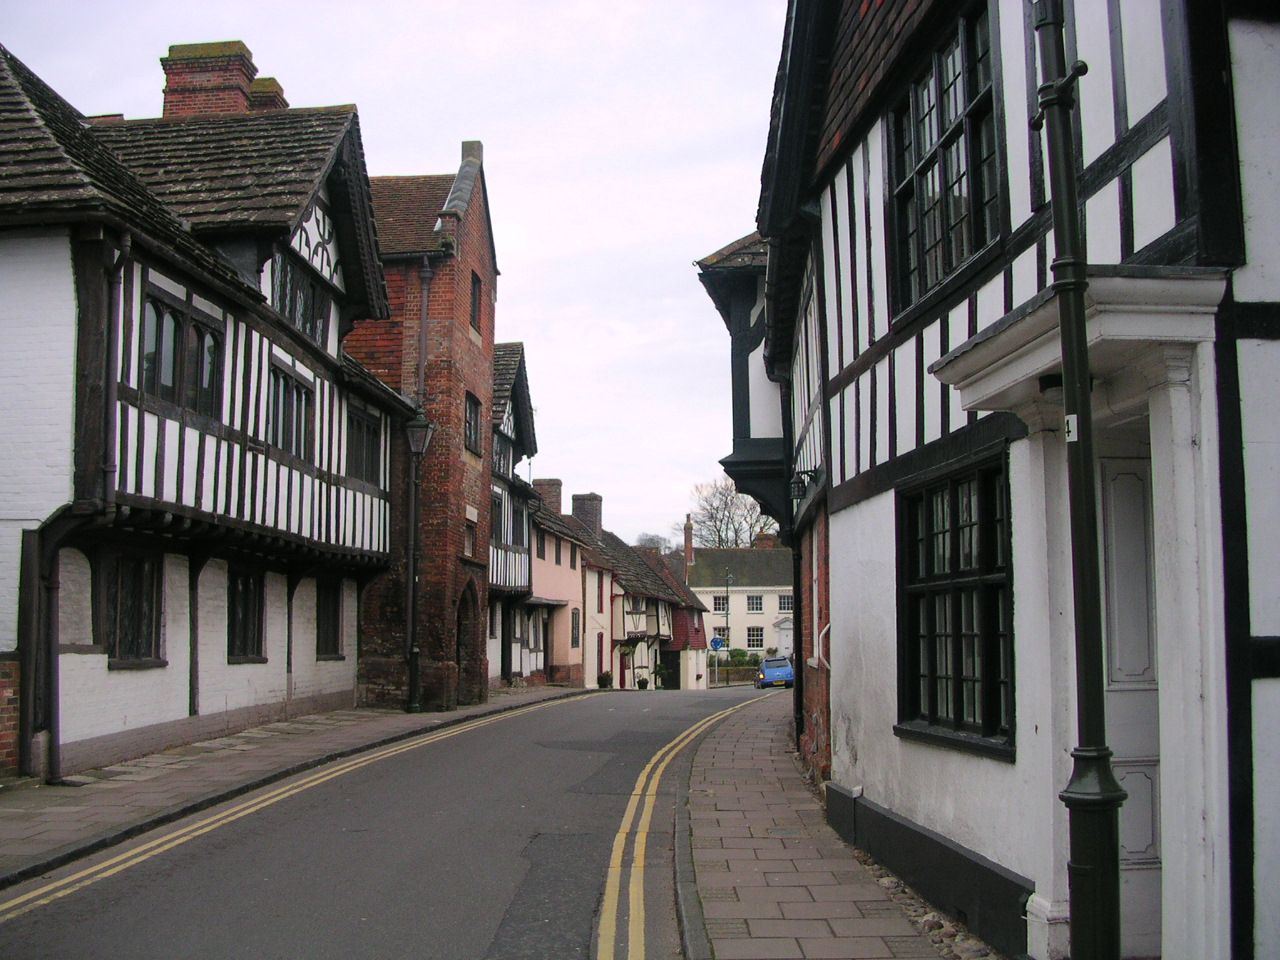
[756,656,794,689]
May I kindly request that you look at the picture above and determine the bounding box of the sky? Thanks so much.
[4,0,785,544]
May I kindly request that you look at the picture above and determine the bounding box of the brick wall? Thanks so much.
[350,161,499,710]
[0,658,18,775]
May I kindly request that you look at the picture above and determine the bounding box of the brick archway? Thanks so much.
[456,580,482,705]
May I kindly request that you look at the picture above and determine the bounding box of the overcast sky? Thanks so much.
[5,1,784,544]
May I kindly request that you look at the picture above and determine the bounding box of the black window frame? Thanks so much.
[554,536,562,566]
[272,250,333,347]
[491,492,504,546]
[316,577,343,659]
[890,3,1000,317]
[139,289,224,420]
[346,405,381,485]
[571,608,581,649]
[267,364,315,461]
[536,528,546,560]
[96,547,165,668]
[464,393,483,455]
[570,543,578,570]
[228,566,266,663]
[896,451,1014,759]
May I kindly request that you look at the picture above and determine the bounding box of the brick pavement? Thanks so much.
[686,693,943,960]
[0,685,586,888]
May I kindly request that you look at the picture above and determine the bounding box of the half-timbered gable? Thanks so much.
[0,42,409,781]
[716,2,1279,957]
[487,342,539,683]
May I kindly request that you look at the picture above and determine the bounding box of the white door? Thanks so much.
[1099,458,1161,958]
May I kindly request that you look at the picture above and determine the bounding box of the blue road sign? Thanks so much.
[709,637,726,651]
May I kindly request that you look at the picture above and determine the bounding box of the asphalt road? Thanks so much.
[0,686,762,960]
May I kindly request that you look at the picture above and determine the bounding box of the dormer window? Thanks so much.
[272,252,332,346]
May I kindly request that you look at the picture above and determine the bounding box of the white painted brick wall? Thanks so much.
[289,577,356,702]
[197,561,289,714]
[0,231,78,652]
[60,553,190,744]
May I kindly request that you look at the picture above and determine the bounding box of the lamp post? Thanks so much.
[720,570,733,687]
[1031,3,1125,957]
[404,411,436,713]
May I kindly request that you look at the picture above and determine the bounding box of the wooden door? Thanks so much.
[1099,458,1161,958]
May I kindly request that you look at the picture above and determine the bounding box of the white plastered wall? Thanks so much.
[826,438,1075,959]
[1229,19,1280,302]
[288,577,357,703]
[197,561,288,713]
[58,551,191,743]
[0,230,78,653]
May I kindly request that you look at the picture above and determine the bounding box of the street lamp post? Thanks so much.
[1031,3,1126,957]
[720,570,734,687]
[404,412,436,713]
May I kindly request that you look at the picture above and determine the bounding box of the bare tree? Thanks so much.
[686,477,778,548]
[634,532,674,552]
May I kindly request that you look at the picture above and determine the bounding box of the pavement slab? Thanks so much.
[685,694,945,960]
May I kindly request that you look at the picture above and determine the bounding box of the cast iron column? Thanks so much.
[1031,3,1126,958]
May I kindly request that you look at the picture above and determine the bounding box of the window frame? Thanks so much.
[895,450,1014,759]
[346,404,382,485]
[570,543,578,570]
[138,288,224,421]
[889,3,1001,319]
[713,594,728,614]
[316,577,343,660]
[746,626,765,649]
[227,566,266,663]
[470,271,483,332]
[464,393,483,455]
[96,547,165,668]
[746,594,764,613]
[272,250,333,347]
[267,364,314,461]
[778,594,794,612]
[571,609,581,649]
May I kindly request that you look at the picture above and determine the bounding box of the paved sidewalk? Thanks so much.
[0,685,586,888]
[684,694,944,960]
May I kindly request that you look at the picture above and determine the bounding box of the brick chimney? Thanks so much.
[752,531,780,550]
[533,478,562,515]
[248,77,288,111]
[684,514,694,569]
[161,41,257,118]
[572,493,602,538]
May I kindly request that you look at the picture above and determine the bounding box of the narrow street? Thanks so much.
[0,689,761,960]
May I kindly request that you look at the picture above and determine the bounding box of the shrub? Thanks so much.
[597,671,613,689]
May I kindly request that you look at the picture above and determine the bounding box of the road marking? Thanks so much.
[0,696,594,925]
[596,694,771,960]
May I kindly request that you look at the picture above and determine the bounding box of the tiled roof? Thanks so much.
[369,174,454,256]
[92,107,357,232]
[530,501,592,546]
[696,231,767,270]
[0,43,248,292]
[598,531,682,605]
[492,341,537,457]
[637,549,707,612]
[686,547,793,590]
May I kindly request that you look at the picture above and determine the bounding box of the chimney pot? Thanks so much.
[684,513,694,569]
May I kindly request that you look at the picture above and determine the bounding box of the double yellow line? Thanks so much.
[596,694,767,960]
[0,697,581,925]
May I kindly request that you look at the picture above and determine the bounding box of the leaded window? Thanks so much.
[347,406,381,484]
[228,567,264,661]
[900,455,1012,747]
[571,609,581,649]
[316,577,341,658]
[892,5,999,310]
[470,272,483,332]
[103,551,162,663]
[139,293,222,418]
[272,252,332,346]
[268,367,314,460]
[464,393,483,454]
